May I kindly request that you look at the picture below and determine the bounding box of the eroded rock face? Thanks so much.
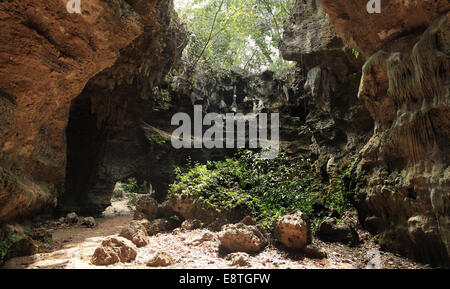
[320,0,450,55]
[61,0,187,215]
[280,0,342,64]
[0,0,186,221]
[0,0,145,222]
[355,13,450,266]
[280,0,373,177]
[284,0,449,266]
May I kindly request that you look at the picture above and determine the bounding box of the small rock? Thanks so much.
[146,252,174,267]
[226,252,251,267]
[91,236,137,266]
[317,218,359,246]
[303,246,327,259]
[218,223,267,253]
[274,211,310,250]
[148,219,170,236]
[185,231,215,246]
[65,212,78,224]
[119,220,149,247]
[181,219,202,230]
[81,217,96,228]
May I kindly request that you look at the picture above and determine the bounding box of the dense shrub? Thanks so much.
[168,150,355,230]
[115,178,148,195]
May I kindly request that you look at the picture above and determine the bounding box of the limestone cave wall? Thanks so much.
[282,0,450,266]
[0,0,186,220]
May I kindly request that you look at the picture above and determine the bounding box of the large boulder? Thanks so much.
[218,223,267,253]
[134,196,159,221]
[5,236,38,260]
[318,218,359,246]
[91,236,137,266]
[274,211,311,250]
[65,212,79,224]
[145,217,181,236]
[119,221,149,247]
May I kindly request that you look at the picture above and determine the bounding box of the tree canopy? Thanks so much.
[175,0,296,73]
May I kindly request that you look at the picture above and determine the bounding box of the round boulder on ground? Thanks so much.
[91,236,137,266]
[218,223,267,253]
[317,218,359,246]
[181,219,202,230]
[119,220,149,247]
[81,217,96,228]
[146,252,174,267]
[5,236,38,260]
[226,252,251,267]
[274,211,310,250]
[65,212,79,224]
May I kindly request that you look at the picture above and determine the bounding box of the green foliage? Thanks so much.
[168,150,355,230]
[0,234,22,262]
[155,88,172,107]
[117,178,147,195]
[148,135,167,146]
[297,125,309,135]
[352,49,360,59]
[176,0,296,73]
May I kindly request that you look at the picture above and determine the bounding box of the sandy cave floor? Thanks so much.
[1,199,429,269]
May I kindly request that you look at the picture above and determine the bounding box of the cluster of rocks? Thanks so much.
[58,212,96,228]
[91,196,181,266]
[216,210,360,266]
[90,195,361,267]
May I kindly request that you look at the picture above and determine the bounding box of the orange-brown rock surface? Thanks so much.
[0,0,185,221]
[321,0,449,55]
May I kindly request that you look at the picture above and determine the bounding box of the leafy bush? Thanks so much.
[116,178,147,195]
[168,150,355,230]
[0,234,22,263]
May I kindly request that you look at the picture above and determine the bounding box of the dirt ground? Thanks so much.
[1,200,429,269]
